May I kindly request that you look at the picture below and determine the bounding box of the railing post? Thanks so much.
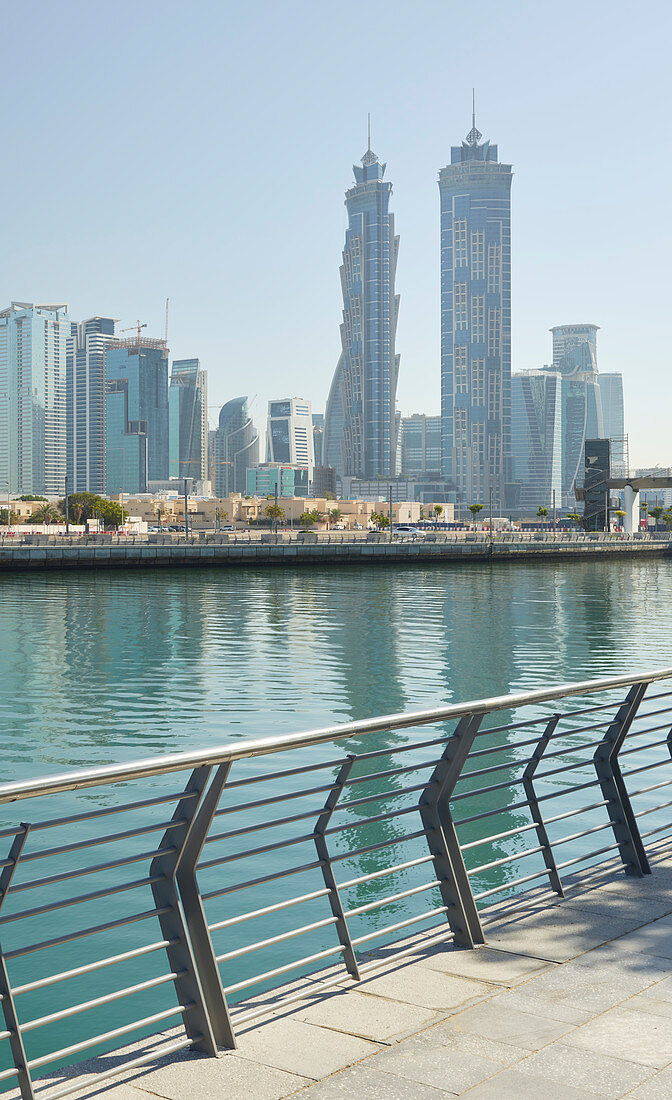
[419,714,485,948]
[174,762,236,1049]
[314,756,361,980]
[523,715,564,897]
[0,827,34,1100]
[593,682,650,876]
[150,765,232,1055]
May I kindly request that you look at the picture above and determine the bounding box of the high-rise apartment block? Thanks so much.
[169,359,208,482]
[325,140,400,479]
[511,371,563,511]
[213,397,259,497]
[400,414,441,476]
[598,373,625,473]
[543,324,603,507]
[0,301,69,495]
[439,113,512,511]
[266,398,314,483]
[67,316,116,493]
[105,336,169,494]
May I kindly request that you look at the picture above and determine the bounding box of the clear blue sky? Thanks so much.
[2,0,670,466]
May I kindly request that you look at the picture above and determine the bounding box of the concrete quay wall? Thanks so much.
[0,537,670,571]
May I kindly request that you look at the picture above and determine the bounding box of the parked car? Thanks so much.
[393,525,425,539]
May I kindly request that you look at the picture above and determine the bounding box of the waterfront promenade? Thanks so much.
[58,841,672,1099]
[0,532,669,571]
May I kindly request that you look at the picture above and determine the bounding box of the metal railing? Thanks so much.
[1,667,672,1097]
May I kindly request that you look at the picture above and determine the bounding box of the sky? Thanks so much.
[1,0,671,467]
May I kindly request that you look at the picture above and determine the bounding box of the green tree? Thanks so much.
[324,490,336,501]
[649,506,664,529]
[59,493,127,529]
[299,509,322,528]
[370,511,389,530]
[536,506,549,519]
[31,502,62,525]
[0,507,19,525]
[566,513,584,528]
[19,495,47,502]
[433,504,443,528]
[265,503,285,531]
[663,511,672,531]
[327,508,342,528]
[614,510,626,527]
[468,504,484,524]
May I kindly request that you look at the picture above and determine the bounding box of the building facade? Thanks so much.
[543,324,603,507]
[169,359,208,482]
[246,464,309,498]
[598,373,625,474]
[510,371,563,512]
[312,412,324,468]
[105,337,169,494]
[67,316,116,494]
[439,114,512,511]
[0,301,69,495]
[266,398,314,484]
[400,414,441,476]
[325,140,400,480]
[213,397,259,497]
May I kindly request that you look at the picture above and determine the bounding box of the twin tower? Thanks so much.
[323,115,512,511]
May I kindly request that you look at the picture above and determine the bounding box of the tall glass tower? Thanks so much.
[325,138,400,479]
[168,359,208,482]
[67,316,116,493]
[439,108,512,511]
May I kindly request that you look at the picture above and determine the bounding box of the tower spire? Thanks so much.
[466,88,482,146]
[362,112,378,166]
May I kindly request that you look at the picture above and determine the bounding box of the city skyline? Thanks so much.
[1,1,669,469]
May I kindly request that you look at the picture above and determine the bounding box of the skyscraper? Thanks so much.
[400,414,441,476]
[169,358,208,482]
[511,371,563,511]
[324,135,400,479]
[266,398,315,483]
[67,316,116,494]
[598,373,625,473]
[0,301,69,495]
[105,336,169,494]
[213,397,259,497]
[439,107,512,511]
[544,324,603,506]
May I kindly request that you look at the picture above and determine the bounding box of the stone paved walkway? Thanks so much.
[50,843,672,1099]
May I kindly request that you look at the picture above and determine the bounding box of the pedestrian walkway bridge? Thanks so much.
[2,667,672,1098]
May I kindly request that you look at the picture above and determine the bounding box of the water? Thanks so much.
[1,557,671,1077]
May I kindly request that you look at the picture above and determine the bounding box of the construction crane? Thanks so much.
[121,320,147,344]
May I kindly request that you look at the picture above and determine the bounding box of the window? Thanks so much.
[471,296,485,342]
[454,219,467,266]
[487,243,501,293]
[454,408,468,448]
[471,359,485,406]
[454,345,468,393]
[488,369,501,420]
[488,308,501,358]
[454,283,468,330]
[471,231,485,279]
[471,421,486,463]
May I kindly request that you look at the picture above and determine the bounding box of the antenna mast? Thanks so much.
[164,298,169,345]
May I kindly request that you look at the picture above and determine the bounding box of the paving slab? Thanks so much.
[293,1063,448,1097]
[233,1016,380,1079]
[126,1050,309,1100]
[484,907,643,962]
[290,987,439,1042]
[563,1005,672,1068]
[417,944,554,984]
[457,1066,600,1099]
[514,1041,655,1096]
[346,961,497,1012]
[440,999,575,1050]
[625,1064,672,1099]
[366,1038,511,1094]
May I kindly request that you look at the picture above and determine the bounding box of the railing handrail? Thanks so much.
[2,666,672,806]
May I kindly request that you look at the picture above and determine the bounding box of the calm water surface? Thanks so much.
[2,558,671,778]
[1,558,671,1074]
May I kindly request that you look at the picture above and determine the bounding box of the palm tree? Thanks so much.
[32,503,60,525]
[433,504,443,529]
[536,506,549,519]
[468,503,484,527]
[614,509,626,529]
